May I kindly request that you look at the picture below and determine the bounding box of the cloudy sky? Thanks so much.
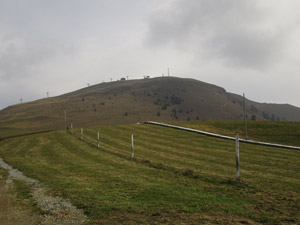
[1,0,300,109]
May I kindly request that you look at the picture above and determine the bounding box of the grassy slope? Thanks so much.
[0,77,241,132]
[0,123,300,224]
[171,121,300,146]
[0,127,34,139]
[1,77,300,135]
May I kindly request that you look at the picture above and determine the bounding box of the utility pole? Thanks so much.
[131,134,134,159]
[236,133,240,182]
[64,110,67,130]
[243,93,248,140]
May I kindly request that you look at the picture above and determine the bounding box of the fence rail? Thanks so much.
[0,130,54,141]
[143,121,300,151]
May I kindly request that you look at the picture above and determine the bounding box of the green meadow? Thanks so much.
[172,121,300,146]
[0,122,300,224]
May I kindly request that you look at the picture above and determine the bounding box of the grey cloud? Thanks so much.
[0,33,73,80]
[0,0,299,110]
[146,0,291,70]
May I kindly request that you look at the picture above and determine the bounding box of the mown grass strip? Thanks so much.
[81,125,300,187]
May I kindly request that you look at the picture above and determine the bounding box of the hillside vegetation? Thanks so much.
[1,77,300,134]
[0,122,300,224]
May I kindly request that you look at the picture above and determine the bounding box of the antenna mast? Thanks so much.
[243,93,248,140]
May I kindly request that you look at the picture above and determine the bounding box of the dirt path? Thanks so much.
[0,157,87,225]
[0,173,41,225]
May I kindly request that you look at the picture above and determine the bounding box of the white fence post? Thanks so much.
[236,133,240,182]
[131,134,134,159]
[97,131,100,148]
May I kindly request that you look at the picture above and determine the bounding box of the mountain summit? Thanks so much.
[1,77,300,131]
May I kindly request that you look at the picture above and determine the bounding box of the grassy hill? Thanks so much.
[1,77,300,135]
[0,122,300,224]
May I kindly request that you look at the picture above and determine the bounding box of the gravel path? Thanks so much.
[0,157,87,225]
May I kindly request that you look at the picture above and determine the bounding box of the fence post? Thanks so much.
[81,128,83,140]
[71,123,73,134]
[97,131,100,148]
[131,134,134,159]
[236,133,240,182]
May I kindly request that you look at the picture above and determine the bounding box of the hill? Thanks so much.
[1,77,300,133]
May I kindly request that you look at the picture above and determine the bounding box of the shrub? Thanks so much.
[170,95,182,105]
[262,111,270,120]
[162,103,169,110]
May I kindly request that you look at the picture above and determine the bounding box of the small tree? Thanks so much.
[172,108,177,118]
[271,114,275,121]
[262,111,270,120]
[162,103,169,110]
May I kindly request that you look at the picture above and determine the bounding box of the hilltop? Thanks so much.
[1,77,300,132]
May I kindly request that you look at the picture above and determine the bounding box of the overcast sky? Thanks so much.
[1,0,300,109]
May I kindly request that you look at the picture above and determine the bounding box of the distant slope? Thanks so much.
[1,77,300,132]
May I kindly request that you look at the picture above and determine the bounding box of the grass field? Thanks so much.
[172,121,300,146]
[0,122,300,224]
[0,127,38,139]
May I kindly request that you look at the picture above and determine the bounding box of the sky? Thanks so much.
[1,0,300,109]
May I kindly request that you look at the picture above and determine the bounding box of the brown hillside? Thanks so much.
[0,77,300,132]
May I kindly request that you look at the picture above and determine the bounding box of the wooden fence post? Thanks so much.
[97,131,100,148]
[71,123,73,134]
[131,134,134,159]
[236,133,240,182]
[81,128,83,140]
